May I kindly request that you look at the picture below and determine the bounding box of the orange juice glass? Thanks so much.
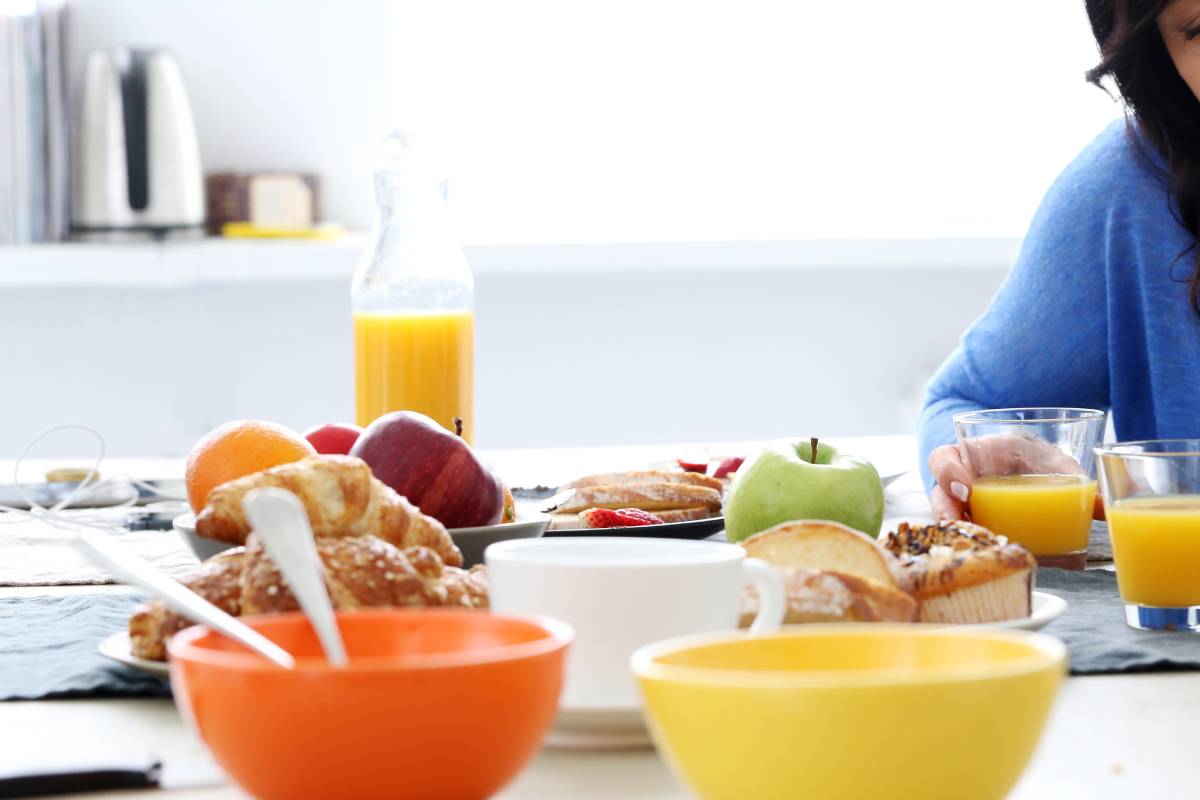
[968,474,1097,557]
[353,310,474,441]
[954,408,1106,570]
[1098,440,1200,631]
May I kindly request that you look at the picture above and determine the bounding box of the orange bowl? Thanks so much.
[168,609,571,800]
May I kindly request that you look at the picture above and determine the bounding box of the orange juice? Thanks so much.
[1107,496,1200,607]
[968,474,1097,556]
[354,310,474,441]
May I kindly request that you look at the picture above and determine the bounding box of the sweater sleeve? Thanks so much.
[917,132,1118,492]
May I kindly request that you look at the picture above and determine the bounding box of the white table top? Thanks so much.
[3,436,1197,799]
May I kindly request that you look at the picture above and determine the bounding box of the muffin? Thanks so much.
[881,522,1035,624]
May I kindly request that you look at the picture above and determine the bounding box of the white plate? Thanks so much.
[972,591,1066,631]
[546,704,651,750]
[98,631,170,677]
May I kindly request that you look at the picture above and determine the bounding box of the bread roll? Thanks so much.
[129,535,487,661]
[740,520,907,591]
[739,566,917,627]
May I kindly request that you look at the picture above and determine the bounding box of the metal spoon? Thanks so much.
[242,487,348,667]
[76,530,294,668]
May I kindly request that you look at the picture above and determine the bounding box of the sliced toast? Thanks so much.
[566,470,722,492]
[740,520,905,591]
[556,483,722,514]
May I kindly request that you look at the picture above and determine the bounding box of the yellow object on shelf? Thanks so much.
[219,222,345,240]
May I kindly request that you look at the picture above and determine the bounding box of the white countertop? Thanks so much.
[5,671,1191,800]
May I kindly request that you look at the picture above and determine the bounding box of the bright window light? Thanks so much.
[389,1,1121,245]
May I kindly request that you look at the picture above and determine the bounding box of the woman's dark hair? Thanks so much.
[1086,0,1200,311]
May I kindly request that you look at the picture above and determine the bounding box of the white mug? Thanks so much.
[485,537,785,710]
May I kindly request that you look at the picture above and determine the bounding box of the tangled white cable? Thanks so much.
[0,424,185,534]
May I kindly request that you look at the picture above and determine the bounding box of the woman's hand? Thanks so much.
[928,435,1103,522]
[928,445,973,522]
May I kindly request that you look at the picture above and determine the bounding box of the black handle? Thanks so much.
[119,52,150,212]
[0,762,160,799]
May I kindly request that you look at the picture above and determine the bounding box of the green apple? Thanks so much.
[725,437,884,542]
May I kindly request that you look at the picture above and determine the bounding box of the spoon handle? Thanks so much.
[242,488,349,667]
[77,530,294,668]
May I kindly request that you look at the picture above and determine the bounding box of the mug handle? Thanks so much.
[742,557,785,634]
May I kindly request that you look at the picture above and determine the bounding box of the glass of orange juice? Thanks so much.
[954,408,1106,570]
[1097,440,1200,631]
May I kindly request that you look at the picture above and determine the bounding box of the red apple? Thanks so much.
[349,411,504,529]
[303,422,364,455]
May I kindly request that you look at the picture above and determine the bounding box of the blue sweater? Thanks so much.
[919,119,1200,490]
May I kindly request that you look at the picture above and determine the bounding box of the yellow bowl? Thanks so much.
[632,625,1065,800]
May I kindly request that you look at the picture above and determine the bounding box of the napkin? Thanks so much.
[0,512,198,586]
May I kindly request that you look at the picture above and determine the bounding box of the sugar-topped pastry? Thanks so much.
[882,522,1035,624]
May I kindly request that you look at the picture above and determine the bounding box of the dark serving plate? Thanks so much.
[544,515,726,541]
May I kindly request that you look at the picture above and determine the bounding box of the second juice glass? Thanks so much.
[1097,440,1200,631]
[954,408,1106,569]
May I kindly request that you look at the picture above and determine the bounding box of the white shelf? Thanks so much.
[0,235,366,288]
[0,236,1019,288]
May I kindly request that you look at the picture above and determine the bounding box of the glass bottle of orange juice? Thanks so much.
[352,132,475,441]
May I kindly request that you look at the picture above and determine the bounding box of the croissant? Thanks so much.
[194,455,461,567]
[129,535,488,661]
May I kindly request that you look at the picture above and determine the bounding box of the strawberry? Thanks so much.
[712,456,745,478]
[580,507,665,528]
[676,458,708,474]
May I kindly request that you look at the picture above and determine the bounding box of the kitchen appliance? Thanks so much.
[0,0,70,244]
[72,47,204,240]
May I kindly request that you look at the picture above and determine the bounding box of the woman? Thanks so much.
[921,0,1200,521]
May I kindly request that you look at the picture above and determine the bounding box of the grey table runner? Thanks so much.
[4,568,1199,700]
[1039,568,1200,674]
[0,593,169,701]
[1087,521,1112,562]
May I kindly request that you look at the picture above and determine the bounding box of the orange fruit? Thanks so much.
[185,420,316,512]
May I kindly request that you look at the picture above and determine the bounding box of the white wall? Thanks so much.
[389,0,1120,244]
[66,0,1121,245]
[69,0,391,230]
[20,2,1065,459]
[0,239,1009,457]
